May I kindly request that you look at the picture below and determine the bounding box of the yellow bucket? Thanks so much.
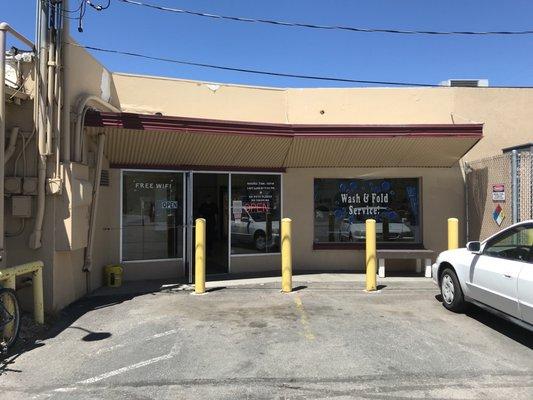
[104,264,123,288]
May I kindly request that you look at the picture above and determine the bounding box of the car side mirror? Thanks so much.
[466,241,481,254]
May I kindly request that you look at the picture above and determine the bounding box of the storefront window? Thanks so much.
[231,174,281,254]
[122,171,183,260]
[314,178,421,245]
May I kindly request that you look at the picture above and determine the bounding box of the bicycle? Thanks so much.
[0,286,20,353]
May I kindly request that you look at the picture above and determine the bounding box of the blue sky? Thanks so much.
[3,0,533,87]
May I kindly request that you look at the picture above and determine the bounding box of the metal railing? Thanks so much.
[0,261,44,324]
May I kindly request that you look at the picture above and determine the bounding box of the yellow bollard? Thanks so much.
[3,275,16,338]
[365,219,377,291]
[281,218,292,293]
[448,218,459,250]
[195,218,206,294]
[33,268,44,324]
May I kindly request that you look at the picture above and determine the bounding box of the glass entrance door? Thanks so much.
[186,172,229,281]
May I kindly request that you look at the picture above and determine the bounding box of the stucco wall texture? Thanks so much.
[5,42,533,313]
[111,73,533,162]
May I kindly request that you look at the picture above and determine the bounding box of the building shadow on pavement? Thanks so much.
[0,279,191,374]
[434,294,533,350]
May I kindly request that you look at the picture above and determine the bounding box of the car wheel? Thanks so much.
[440,268,465,312]
[254,232,266,251]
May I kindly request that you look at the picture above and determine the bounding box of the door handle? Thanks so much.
[503,274,512,278]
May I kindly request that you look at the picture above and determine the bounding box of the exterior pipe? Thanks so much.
[45,29,55,155]
[61,1,70,163]
[74,96,119,163]
[54,19,62,178]
[511,149,519,224]
[30,2,50,250]
[4,126,19,163]
[0,23,34,263]
[28,155,46,249]
[463,161,470,242]
[0,23,33,49]
[83,133,105,278]
[0,25,6,264]
[36,7,48,158]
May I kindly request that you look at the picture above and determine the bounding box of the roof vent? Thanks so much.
[440,79,489,87]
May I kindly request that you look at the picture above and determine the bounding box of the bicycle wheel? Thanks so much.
[0,288,21,349]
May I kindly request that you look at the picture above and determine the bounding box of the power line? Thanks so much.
[62,1,84,14]
[117,0,533,36]
[66,42,533,88]
[66,42,443,87]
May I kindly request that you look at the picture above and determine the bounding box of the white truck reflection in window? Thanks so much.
[231,208,280,251]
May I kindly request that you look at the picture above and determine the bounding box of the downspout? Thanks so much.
[61,2,70,163]
[0,24,6,264]
[463,161,470,242]
[29,2,50,250]
[54,6,63,179]
[73,96,119,163]
[83,133,105,293]
[45,19,56,156]
[511,149,519,224]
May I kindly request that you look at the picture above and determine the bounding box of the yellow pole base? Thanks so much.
[281,218,292,293]
[448,218,459,250]
[365,219,377,292]
[195,218,206,295]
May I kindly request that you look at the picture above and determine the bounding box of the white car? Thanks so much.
[432,220,533,330]
[339,219,414,241]
[339,208,414,241]
[231,208,280,251]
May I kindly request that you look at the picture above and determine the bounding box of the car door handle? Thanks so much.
[503,274,512,278]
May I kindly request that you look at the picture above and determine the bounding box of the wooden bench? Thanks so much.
[376,249,434,278]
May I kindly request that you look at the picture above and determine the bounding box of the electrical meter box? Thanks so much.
[5,177,22,194]
[22,177,39,195]
[12,196,32,218]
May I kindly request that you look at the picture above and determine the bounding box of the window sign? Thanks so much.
[231,174,281,254]
[493,204,505,226]
[232,200,243,221]
[314,178,421,244]
[122,171,183,260]
[159,200,178,210]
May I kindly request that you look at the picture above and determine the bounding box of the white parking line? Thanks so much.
[77,353,175,384]
[95,329,179,355]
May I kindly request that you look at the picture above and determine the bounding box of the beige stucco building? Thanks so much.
[3,25,533,314]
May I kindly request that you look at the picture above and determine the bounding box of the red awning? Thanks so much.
[84,111,482,169]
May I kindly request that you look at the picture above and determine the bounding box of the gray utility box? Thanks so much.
[12,196,32,218]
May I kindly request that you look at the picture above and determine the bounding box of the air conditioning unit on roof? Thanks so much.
[440,79,489,87]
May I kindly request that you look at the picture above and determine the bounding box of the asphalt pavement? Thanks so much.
[1,274,532,399]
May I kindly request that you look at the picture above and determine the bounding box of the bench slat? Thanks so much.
[377,249,434,259]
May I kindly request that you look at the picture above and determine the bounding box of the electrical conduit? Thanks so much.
[82,133,105,291]
[4,127,19,163]
[29,2,50,249]
[73,95,119,163]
